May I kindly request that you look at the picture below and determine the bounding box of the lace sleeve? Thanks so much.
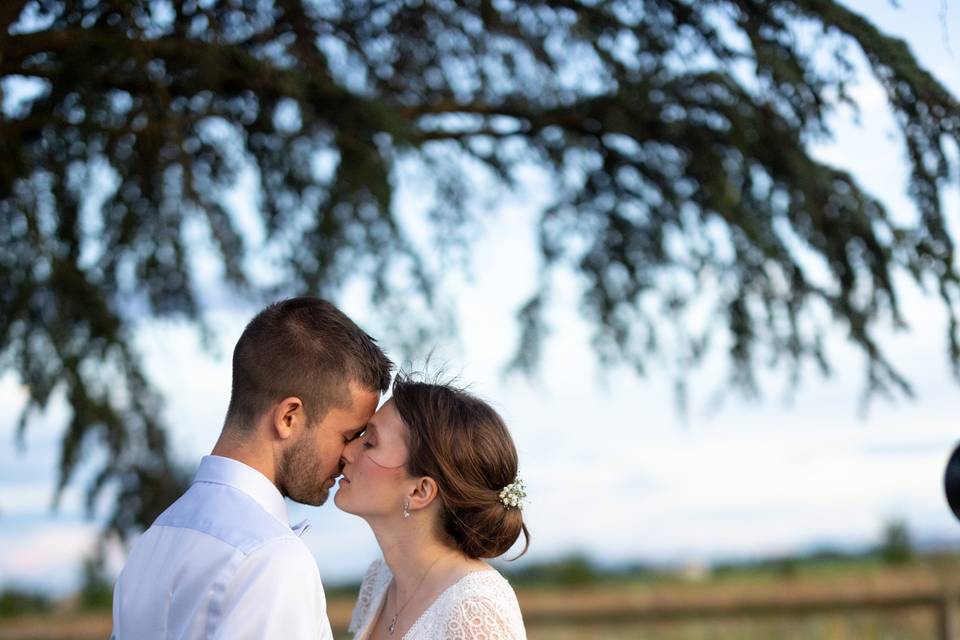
[348,559,383,634]
[443,595,524,640]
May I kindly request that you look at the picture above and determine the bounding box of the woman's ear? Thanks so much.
[407,476,439,512]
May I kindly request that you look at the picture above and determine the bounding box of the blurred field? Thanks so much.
[2,559,958,639]
[525,610,937,640]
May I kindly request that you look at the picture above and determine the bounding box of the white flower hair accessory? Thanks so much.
[499,476,527,510]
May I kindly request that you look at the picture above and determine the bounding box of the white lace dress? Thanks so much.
[348,559,527,640]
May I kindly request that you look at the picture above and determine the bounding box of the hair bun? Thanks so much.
[392,374,531,559]
[448,495,529,559]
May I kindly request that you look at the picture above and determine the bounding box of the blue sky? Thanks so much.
[2,0,960,595]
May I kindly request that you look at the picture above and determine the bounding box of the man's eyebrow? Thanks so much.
[350,422,374,435]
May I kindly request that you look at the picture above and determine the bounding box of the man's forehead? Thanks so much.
[341,384,378,413]
[329,402,376,432]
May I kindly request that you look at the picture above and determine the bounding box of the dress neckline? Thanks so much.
[366,562,499,640]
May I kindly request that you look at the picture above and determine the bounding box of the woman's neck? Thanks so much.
[369,517,459,596]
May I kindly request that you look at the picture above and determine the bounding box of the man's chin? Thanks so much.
[287,489,329,507]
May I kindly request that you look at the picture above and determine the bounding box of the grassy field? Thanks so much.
[0,610,938,640]
[2,559,958,639]
[524,610,938,640]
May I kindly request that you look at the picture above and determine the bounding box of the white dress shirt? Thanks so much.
[112,455,333,640]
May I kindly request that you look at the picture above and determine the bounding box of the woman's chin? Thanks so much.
[333,487,354,513]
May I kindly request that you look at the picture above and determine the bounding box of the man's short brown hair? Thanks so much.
[225,297,393,431]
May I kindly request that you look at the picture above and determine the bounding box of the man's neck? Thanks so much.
[211,430,278,486]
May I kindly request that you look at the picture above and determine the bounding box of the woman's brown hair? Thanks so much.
[391,374,530,559]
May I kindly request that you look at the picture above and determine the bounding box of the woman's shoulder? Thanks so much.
[449,568,516,600]
[360,557,393,599]
[364,557,391,581]
[426,568,526,639]
[348,557,392,635]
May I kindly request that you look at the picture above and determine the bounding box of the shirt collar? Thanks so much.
[193,455,290,528]
[291,519,311,538]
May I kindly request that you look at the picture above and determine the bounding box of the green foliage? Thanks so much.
[0,587,52,619]
[774,555,799,579]
[323,581,362,599]
[1,0,959,538]
[877,520,914,565]
[507,542,948,588]
[506,553,606,587]
[712,546,872,580]
[78,557,113,611]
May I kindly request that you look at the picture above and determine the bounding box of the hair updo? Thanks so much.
[391,374,530,559]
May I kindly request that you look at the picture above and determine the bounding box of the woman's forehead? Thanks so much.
[369,400,403,434]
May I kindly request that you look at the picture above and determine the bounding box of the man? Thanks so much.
[112,297,393,639]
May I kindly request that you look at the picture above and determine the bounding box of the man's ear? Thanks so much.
[407,476,439,512]
[272,396,306,440]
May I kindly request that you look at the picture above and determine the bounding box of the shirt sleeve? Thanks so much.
[213,537,332,640]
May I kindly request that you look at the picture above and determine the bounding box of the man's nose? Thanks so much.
[341,437,358,464]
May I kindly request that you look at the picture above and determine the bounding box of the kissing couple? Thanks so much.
[111,297,529,639]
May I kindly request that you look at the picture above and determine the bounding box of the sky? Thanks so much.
[2,0,960,596]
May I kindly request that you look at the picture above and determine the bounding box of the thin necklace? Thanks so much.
[387,555,445,635]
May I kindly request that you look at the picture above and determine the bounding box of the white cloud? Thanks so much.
[0,522,97,592]
[0,485,57,514]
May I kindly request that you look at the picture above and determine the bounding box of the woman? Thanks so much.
[335,375,529,639]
